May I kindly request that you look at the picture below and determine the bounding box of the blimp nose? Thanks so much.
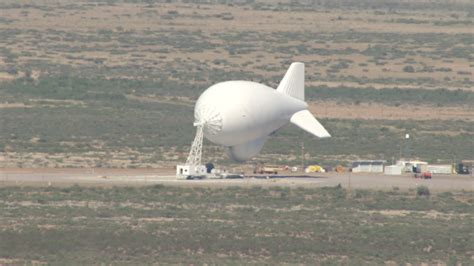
[194,103,223,136]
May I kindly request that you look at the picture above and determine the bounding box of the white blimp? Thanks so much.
[193,62,331,161]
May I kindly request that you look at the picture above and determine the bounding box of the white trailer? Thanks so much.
[176,164,207,179]
[428,164,454,174]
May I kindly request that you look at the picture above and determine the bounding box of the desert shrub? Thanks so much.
[416,186,430,197]
[403,65,415,73]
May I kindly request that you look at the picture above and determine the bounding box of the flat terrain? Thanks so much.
[0,0,473,168]
[1,168,472,192]
[1,184,472,264]
[1,2,473,265]
[0,1,472,91]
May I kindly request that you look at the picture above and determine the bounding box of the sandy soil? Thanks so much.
[308,101,474,121]
[1,168,472,192]
[0,1,471,91]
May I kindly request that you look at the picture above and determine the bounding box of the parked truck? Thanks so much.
[253,164,281,174]
[457,160,473,175]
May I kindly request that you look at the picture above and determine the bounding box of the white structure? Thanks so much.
[176,125,207,178]
[384,165,403,175]
[396,160,428,173]
[176,164,207,178]
[427,164,454,174]
[192,62,330,161]
[352,160,386,173]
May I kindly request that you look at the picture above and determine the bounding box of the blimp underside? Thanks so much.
[194,62,331,162]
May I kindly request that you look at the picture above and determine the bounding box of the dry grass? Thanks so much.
[0,185,472,264]
[0,1,472,168]
[308,101,474,121]
[0,1,472,90]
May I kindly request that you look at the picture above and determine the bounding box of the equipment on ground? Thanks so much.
[205,162,215,173]
[254,164,281,174]
[176,125,207,179]
[335,165,346,173]
[414,172,432,179]
[457,162,472,175]
[305,165,325,173]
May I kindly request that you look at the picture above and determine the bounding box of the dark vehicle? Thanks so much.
[205,162,215,173]
[224,174,244,179]
[186,175,206,180]
[457,162,472,175]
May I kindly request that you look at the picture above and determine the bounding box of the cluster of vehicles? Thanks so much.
[409,161,472,179]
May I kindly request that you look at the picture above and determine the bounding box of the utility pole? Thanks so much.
[348,170,352,197]
[404,133,410,160]
[301,142,305,173]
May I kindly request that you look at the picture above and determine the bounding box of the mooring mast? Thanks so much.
[176,124,207,178]
[186,125,204,166]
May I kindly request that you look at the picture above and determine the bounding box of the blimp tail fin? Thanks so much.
[291,110,331,138]
[277,62,304,101]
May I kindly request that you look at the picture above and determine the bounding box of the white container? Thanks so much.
[428,164,453,174]
[384,165,402,175]
[176,164,207,179]
[352,160,385,173]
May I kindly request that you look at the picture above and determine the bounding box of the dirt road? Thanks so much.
[0,168,472,192]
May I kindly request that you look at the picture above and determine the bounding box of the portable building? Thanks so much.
[396,160,428,173]
[428,164,454,174]
[176,164,207,178]
[384,165,403,175]
[352,160,386,173]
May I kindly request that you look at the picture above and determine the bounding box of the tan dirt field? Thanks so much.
[308,101,474,121]
[0,1,472,91]
[0,1,472,169]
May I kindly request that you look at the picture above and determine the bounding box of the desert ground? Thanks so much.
[1,179,472,264]
[1,1,473,264]
[1,168,472,192]
[1,0,473,168]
